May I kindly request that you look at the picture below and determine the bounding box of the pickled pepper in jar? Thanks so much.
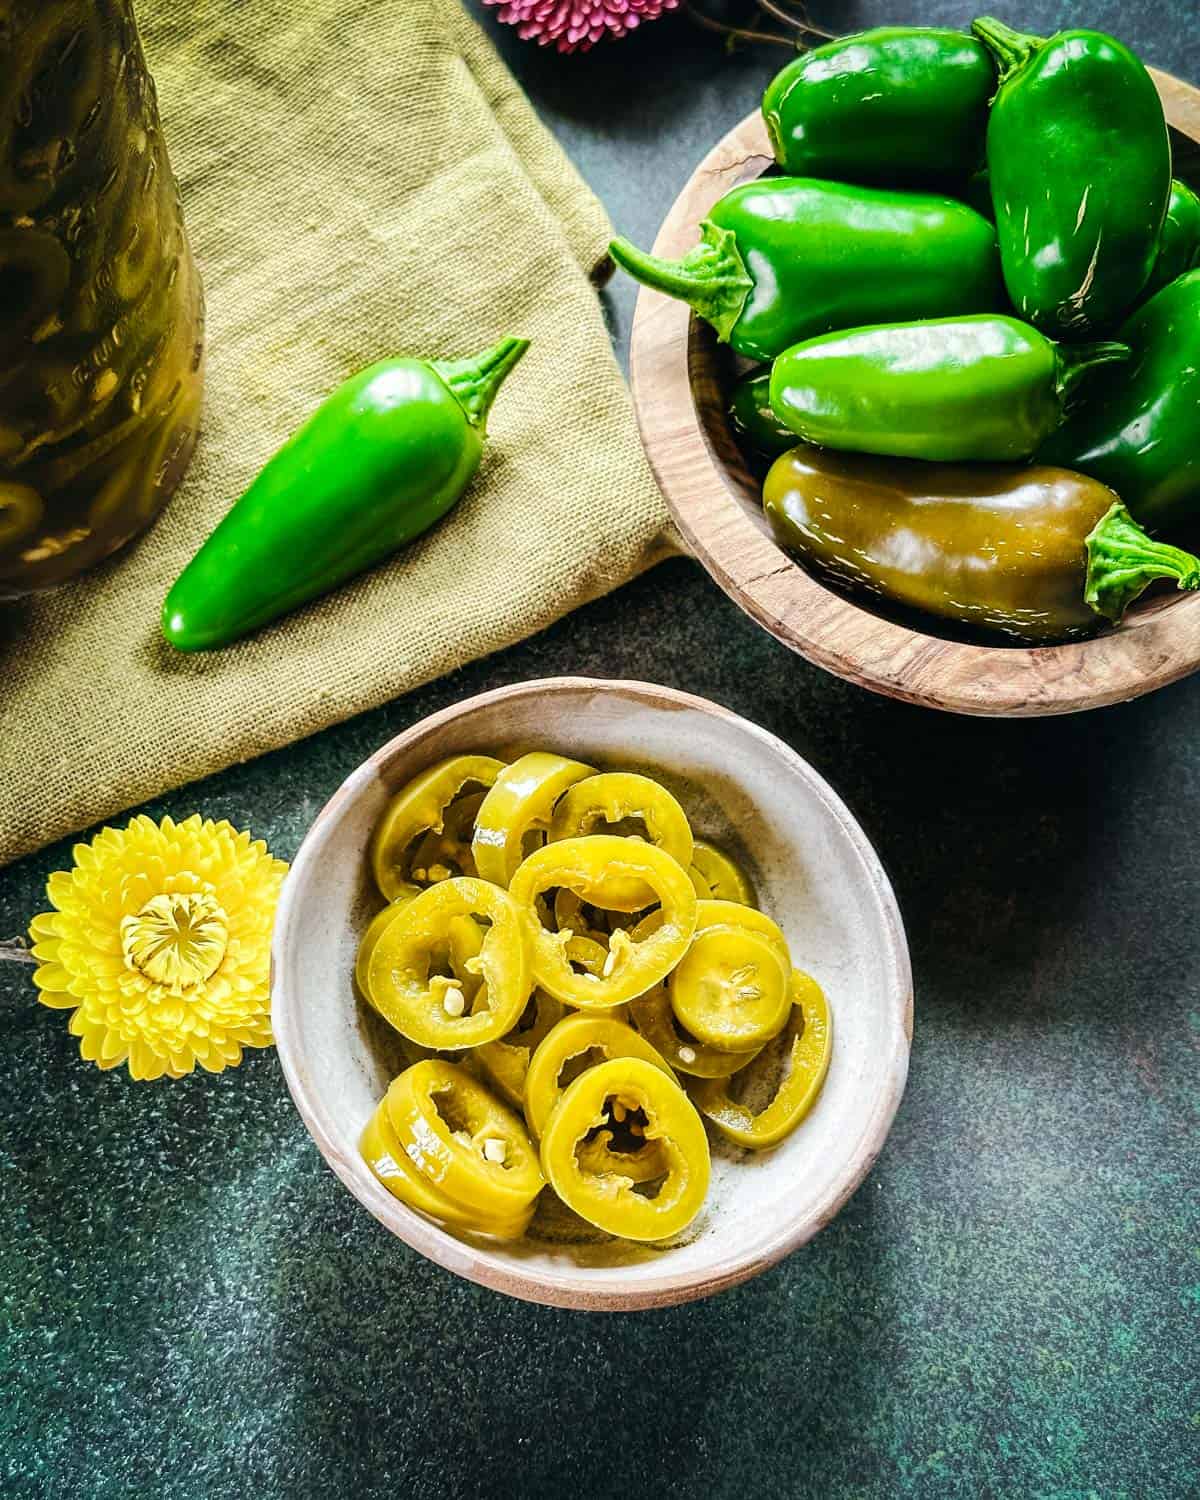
[0,0,205,596]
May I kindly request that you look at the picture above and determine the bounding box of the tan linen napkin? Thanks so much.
[0,0,671,867]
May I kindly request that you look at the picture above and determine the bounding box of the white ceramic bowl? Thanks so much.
[272,678,912,1310]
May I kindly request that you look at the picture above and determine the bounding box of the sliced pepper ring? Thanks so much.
[361,901,486,1010]
[523,1011,677,1138]
[472,751,594,887]
[693,899,790,961]
[409,790,486,884]
[668,899,791,1051]
[628,984,763,1078]
[370,755,504,901]
[689,840,755,906]
[548,772,694,912]
[358,900,487,1069]
[575,1129,668,1185]
[563,933,610,977]
[687,866,713,898]
[476,989,566,1108]
[553,888,613,947]
[509,836,698,1008]
[387,1060,544,1216]
[354,891,419,1000]
[688,970,832,1149]
[360,1100,533,1239]
[539,1057,711,1241]
[366,877,531,1049]
[669,924,791,1051]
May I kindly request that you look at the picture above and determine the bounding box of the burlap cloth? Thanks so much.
[0,0,671,867]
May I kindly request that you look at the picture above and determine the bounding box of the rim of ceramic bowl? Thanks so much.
[272,677,913,1310]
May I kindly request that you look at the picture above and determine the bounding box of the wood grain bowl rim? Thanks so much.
[628,70,1200,718]
[271,677,913,1311]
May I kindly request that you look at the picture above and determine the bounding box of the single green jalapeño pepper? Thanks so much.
[729,369,795,461]
[162,337,528,650]
[1141,179,1200,303]
[769,315,1129,462]
[763,446,1200,642]
[1039,270,1200,532]
[973,17,1170,335]
[609,178,1000,362]
[763,27,995,186]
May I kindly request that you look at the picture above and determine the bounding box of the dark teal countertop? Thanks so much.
[4,5,1199,1497]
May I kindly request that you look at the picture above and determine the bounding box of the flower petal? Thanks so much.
[78,1026,105,1062]
[29,912,61,941]
[35,985,78,1011]
[32,963,72,995]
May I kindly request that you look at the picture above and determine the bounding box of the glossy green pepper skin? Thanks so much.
[763,27,995,187]
[763,446,1200,642]
[609,178,1000,362]
[769,315,1129,463]
[973,17,1170,335]
[1039,270,1200,532]
[729,369,795,461]
[1140,179,1200,303]
[162,337,528,650]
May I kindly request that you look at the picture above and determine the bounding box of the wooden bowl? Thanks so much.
[271,678,912,1311]
[629,70,1200,716]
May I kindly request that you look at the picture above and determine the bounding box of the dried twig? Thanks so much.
[683,0,835,49]
[684,2,793,47]
[0,941,35,966]
[756,0,834,41]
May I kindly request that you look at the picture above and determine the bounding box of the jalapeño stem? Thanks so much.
[431,336,530,433]
[1056,341,1131,408]
[971,16,1044,77]
[608,220,753,343]
[1085,501,1200,623]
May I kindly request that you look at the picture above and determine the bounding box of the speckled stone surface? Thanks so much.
[3,5,1200,1496]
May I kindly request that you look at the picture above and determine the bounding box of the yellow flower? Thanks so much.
[29,814,288,1081]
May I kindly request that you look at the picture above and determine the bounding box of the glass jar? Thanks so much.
[0,0,204,597]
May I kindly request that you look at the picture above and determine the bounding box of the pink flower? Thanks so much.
[484,0,680,52]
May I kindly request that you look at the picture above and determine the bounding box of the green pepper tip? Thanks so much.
[161,581,231,651]
[160,598,201,652]
[1084,501,1200,624]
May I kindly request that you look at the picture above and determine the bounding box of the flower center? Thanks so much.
[120,892,229,993]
